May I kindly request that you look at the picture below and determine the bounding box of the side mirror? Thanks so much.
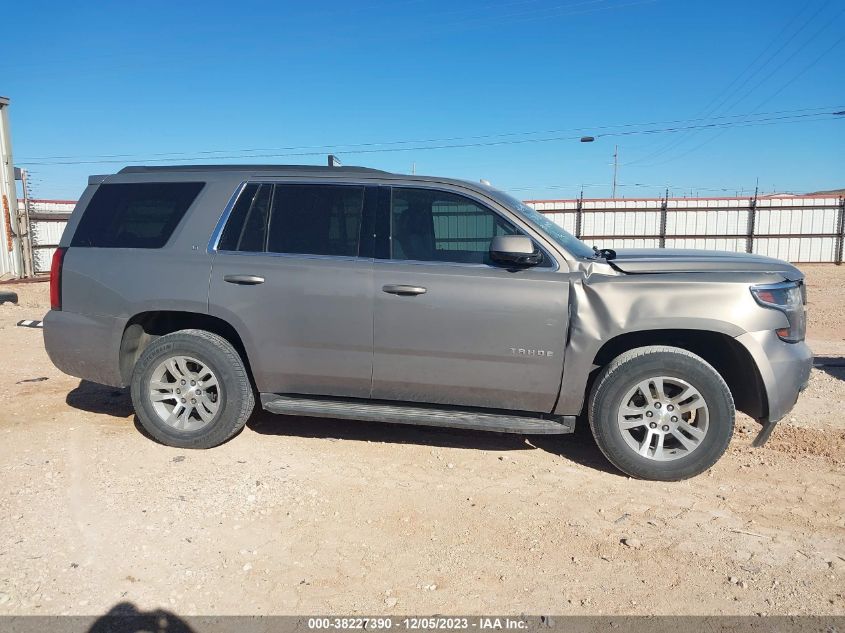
[489,235,542,266]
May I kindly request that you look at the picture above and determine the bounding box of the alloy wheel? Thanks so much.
[616,375,709,461]
[147,355,221,431]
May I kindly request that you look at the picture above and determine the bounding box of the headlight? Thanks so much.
[750,281,806,343]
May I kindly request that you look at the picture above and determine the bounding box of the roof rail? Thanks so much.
[117,164,391,174]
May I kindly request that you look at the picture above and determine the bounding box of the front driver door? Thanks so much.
[371,186,570,413]
[209,182,376,399]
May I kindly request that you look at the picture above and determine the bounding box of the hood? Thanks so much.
[608,248,803,280]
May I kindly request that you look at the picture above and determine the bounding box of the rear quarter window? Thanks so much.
[71,182,204,248]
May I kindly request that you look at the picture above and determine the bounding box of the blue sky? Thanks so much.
[3,0,844,200]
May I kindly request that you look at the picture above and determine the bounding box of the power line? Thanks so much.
[507,182,747,194]
[633,2,833,164]
[694,3,813,117]
[19,112,840,166]
[642,33,845,168]
[18,107,843,166]
[29,106,828,161]
[705,1,834,118]
[17,113,839,167]
[717,6,844,116]
[751,33,845,113]
[626,1,840,166]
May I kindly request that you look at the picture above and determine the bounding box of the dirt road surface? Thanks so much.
[1,266,843,616]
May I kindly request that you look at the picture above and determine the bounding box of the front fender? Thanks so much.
[554,271,789,416]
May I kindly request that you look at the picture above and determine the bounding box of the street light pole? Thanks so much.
[612,144,618,199]
[580,136,619,199]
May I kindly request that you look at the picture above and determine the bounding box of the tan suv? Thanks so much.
[44,165,812,480]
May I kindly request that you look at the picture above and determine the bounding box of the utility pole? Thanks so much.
[611,145,619,199]
[412,162,416,175]
[659,187,669,249]
[746,178,759,254]
[17,167,33,277]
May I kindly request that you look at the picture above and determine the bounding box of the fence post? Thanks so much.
[659,188,668,249]
[836,196,845,266]
[746,189,758,254]
[575,191,583,239]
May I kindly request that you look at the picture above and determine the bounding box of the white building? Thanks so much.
[0,96,23,279]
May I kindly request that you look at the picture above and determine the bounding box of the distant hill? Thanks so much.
[808,188,845,196]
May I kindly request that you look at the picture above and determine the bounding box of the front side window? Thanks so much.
[72,182,204,248]
[391,188,521,265]
[267,185,364,257]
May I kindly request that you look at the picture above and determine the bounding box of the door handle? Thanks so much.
[224,274,265,285]
[382,284,427,296]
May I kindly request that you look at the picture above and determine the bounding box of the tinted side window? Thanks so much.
[217,184,272,252]
[391,188,520,264]
[267,185,364,257]
[71,182,204,248]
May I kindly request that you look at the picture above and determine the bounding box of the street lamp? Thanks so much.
[580,136,619,199]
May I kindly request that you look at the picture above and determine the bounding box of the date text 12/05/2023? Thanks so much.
[306,617,530,630]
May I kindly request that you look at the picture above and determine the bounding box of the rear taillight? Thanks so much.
[50,247,67,311]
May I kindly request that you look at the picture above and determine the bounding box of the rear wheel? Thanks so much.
[588,345,735,481]
[130,329,254,448]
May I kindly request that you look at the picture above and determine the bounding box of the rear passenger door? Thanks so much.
[208,183,376,399]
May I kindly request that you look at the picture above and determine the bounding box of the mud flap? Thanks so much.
[752,420,778,447]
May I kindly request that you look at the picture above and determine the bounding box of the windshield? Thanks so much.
[489,189,597,259]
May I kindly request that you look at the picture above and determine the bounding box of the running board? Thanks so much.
[260,394,575,435]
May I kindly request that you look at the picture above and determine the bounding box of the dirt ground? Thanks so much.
[0,266,843,617]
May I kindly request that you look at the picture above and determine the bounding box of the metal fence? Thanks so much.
[26,199,75,273]
[527,194,845,264]
[16,193,845,275]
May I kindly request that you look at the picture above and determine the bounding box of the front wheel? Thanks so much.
[588,346,735,481]
[130,329,255,448]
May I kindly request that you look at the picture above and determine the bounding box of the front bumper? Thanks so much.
[735,330,812,444]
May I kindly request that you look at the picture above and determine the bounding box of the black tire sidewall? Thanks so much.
[591,352,734,481]
[131,333,246,448]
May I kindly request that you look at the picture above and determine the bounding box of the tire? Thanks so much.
[130,329,254,448]
[588,345,735,481]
